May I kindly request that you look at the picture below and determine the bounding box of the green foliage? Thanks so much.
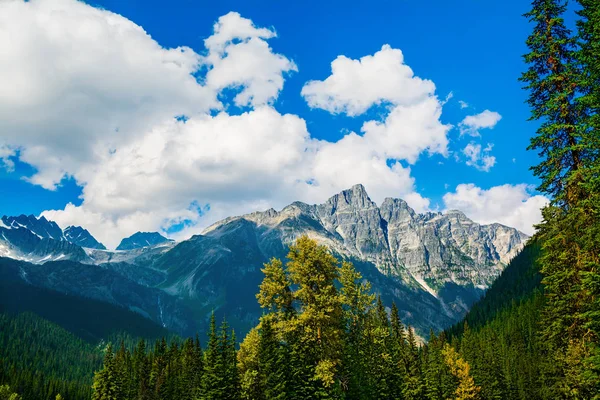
[0,385,22,400]
[0,312,103,400]
[519,0,600,396]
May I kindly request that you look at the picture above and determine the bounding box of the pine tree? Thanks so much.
[286,236,344,395]
[338,261,375,399]
[238,326,263,400]
[258,319,287,400]
[0,385,22,400]
[389,302,407,400]
[203,313,223,400]
[520,0,584,207]
[443,344,481,400]
[520,1,600,396]
[92,343,118,400]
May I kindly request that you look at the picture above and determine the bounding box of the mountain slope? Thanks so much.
[0,257,195,335]
[442,241,546,399]
[153,184,528,336]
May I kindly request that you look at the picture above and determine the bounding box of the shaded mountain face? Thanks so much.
[0,257,195,336]
[1,214,64,241]
[117,232,173,250]
[64,226,106,250]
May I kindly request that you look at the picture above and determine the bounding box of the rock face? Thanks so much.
[117,232,173,251]
[205,184,526,299]
[162,184,528,336]
[64,226,106,250]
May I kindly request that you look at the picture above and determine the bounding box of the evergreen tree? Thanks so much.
[389,303,408,400]
[285,236,344,396]
[92,344,118,400]
[258,319,287,400]
[338,261,374,399]
[403,327,425,400]
[202,313,223,400]
[443,344,481,400]
[520,0,584,207]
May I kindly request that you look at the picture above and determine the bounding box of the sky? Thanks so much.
[0,0,551,248]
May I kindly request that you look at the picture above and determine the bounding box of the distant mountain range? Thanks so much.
[0,184,528,338]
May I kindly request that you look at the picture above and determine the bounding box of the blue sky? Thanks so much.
[0,0,552,247]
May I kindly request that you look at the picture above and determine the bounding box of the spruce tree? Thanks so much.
[521,0,584,207]
[203,313,223,400]
[258,319,287,400]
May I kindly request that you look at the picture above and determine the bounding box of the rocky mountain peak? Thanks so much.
[1,214,64,240]
[116,232,173,251]
[325,183,375,211]
[64,226,106,250]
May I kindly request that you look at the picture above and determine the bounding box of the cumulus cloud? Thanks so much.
[0,0,221,189]
[443,183,549,235]
[301,45,435,116]
[463,142,496,172]
[459,110,502,137]
[204,12,297,107]
[2,0,519,248]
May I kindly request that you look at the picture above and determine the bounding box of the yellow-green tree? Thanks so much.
[443,344,481,400]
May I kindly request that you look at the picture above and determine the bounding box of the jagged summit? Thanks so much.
[116,231,174,251]
[64,226,106,250]
[1,214,65,241]
[202,184,528,306]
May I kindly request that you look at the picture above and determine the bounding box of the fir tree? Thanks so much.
[202,313,223,400]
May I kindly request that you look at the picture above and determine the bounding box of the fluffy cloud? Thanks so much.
[2,0,519,248]
[0,0,220,189]
[204,12,298,107]
[463,142,496,172]
[301,44,451,164]
[443,183,549,235]
[301,45,435,116]
[459,110,502,137]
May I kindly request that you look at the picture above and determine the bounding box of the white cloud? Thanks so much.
[41,104,435,248]
[1,0,514,248]
[0,0,219,189]
[463,142,496,172]
[204,12,297,107]
[0,144,15,171]
[301,45,435,116]
[443,183,549,235]
[459,100,469,109]
[459,110,502,137]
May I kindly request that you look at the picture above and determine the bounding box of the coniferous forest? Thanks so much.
[1,0,599,399]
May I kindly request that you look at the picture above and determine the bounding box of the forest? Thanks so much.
[1,0,599,398]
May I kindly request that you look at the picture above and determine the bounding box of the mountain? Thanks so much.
[152,184,528,336]
[0,216,90,263]
[64,226,106,250]
[1,214,65,240]
[0,257,195,335]
[116,231,173,250]
[442,241,546,398]
[0,184,528,339]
